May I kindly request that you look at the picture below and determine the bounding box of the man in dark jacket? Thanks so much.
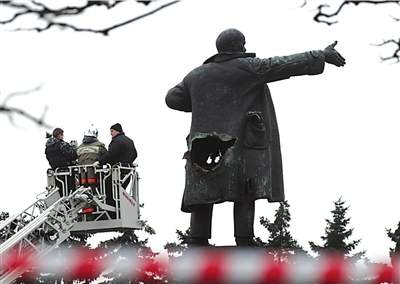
[166,28,346,246]
[95,123,137,167]
[45,127,78,197]
[94,123,137,208]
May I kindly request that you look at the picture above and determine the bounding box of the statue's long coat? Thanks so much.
[166,51,325,212]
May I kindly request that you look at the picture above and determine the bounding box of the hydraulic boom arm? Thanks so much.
[0,186,93,283]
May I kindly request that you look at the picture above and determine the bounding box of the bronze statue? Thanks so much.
[166,28,346,246]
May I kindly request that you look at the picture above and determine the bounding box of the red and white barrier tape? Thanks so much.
[172,249,399,283]
[1,247,399,283]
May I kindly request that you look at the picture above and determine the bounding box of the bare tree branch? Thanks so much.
[302,0,400,63]
[0,0,180,36]
[308,1,400,25]
[0,1,115,24]
[1,84,53,129]
[389,14,400,21]
[95,0,179,35]
[373,38,400,62]
[2,83,43,105]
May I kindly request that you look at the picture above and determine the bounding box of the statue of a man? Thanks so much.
[165,28,346,247]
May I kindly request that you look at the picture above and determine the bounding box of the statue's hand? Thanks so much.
[323,41,346,67]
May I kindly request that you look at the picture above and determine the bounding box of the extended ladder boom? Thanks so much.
[0,186,93,283]
[0,188,60,243]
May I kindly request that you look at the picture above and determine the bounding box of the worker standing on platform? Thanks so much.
[94,123,137,167]
[93,123,138,208]
[77,124,107,189]
[45,127,78,197]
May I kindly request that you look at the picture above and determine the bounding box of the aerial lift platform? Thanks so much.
[0,163,141,283]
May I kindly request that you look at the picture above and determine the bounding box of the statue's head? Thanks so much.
[216,28,246,53]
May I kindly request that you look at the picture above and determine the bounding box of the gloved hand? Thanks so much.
[93,161,100,168]
[70,140,78,147]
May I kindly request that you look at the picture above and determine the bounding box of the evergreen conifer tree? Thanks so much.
[164,228,190,259]
[386,221,400,267]
[0,211,10,244]
[13,233,97,284]
[163,228,190,284]
[0,211,9,221]
[14,219,162,283]
[96,220,166,283]
[309,197,365,263]
[257,200,308,262]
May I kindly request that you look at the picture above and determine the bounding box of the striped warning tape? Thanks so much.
[1,247,399,283]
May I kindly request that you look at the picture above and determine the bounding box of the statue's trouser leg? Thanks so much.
[189,203,214,239]
[233,200,255,238]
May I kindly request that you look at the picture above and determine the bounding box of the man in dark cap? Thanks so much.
[94,123,137,208]
[166,28,346,246]
[94,123,137,167]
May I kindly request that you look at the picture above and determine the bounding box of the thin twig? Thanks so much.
[1,84,53,129]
